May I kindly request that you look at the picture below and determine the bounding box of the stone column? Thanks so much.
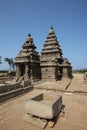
[16,64,21,77]
[25,63,29,80]
[30,68,33,83]
[15,64,21,82]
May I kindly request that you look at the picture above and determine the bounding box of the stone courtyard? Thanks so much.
[0,73,87,130]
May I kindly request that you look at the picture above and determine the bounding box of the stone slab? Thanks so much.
[23,114,47,129]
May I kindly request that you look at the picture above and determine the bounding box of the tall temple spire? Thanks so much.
[40,27,63,80]
[41,26,63,57]
[40,27,72,80]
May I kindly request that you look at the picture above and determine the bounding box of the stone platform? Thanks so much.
[33,74,87,94]
[33,80,71,91]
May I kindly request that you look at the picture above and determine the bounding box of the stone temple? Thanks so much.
[15,27,72,82]
[14,34,41,82]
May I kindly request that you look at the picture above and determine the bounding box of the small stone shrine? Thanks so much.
[15,26,72,82]
[15,34,41,82]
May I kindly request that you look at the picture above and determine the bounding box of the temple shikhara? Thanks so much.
[15,26,72,82]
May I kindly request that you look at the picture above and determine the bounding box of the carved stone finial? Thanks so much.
[28,33,31,37]
[51,25,53,29]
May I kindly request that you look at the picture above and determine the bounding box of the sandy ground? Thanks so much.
[0,73,87,130]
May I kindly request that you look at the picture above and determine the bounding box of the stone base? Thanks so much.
[23,114,47,129]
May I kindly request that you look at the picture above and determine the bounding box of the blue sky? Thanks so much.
[0,0,87,70]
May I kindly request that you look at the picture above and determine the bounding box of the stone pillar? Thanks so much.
[16,64,21,77]
[30,68,33,83]
[24,63,29,80]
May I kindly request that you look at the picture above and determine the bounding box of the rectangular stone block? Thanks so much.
[25,93,62,119]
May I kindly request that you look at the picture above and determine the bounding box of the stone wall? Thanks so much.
[41,67,56,80]
[0,80,32,103]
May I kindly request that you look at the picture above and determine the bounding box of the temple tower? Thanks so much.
[40,26,72,80]
[15,34,41,82]
[40,26,63,80]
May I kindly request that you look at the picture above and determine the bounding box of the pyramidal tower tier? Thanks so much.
[15,34,41,82]
[40,27,72,80]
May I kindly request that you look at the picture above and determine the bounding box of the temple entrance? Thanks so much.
[20,63,25,76]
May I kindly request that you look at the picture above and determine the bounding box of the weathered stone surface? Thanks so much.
[25,93,62,119]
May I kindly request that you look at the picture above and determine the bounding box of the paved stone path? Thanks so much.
[67,74,87,93]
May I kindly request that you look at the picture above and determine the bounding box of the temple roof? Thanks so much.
[22,34,36,49]
[41,26,63,56]
[62,58,72,67]
[15,34,40,64]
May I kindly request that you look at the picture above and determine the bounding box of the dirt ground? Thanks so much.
[0,73,87,130]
